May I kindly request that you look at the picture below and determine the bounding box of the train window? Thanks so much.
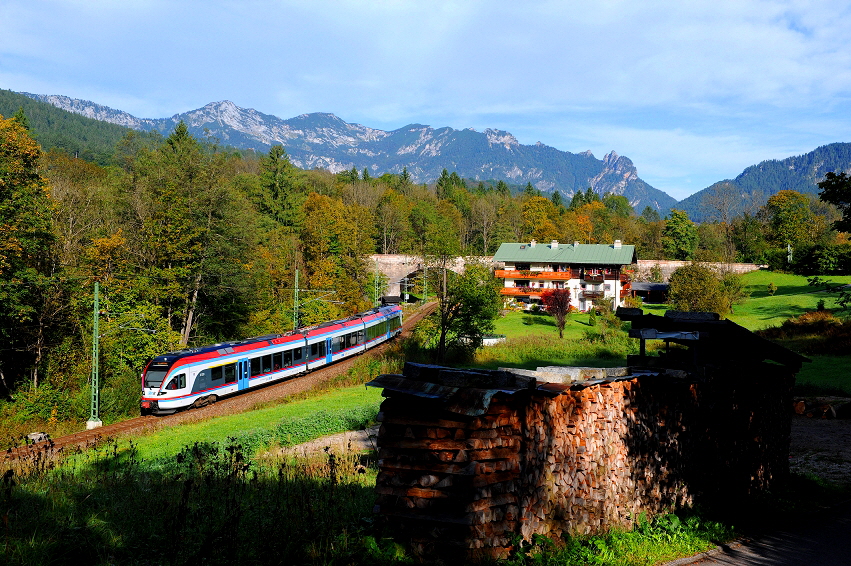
[193,369,209,393]
[144,362,171,388]
[211,366,223,382]
[358,330,365,344]
[224,363,236,383]
[166,373,186,390]
[262,354,272,374]
[273,351,282,370]
[283,350,292,366]
[309,341,325,359]
[250,357,261,377]
[293,347,302,361]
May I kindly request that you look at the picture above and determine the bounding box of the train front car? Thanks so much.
[140,354,186,415]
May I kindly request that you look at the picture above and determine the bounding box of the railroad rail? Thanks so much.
[3,301,437,463]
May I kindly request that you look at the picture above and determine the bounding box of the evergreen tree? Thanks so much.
[640,205,661,223]
[551,190,563,207]
[11,106,30,131]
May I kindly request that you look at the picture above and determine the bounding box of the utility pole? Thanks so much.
[293,269,299,331]
[423,265,428,301]
[86,282,102,430]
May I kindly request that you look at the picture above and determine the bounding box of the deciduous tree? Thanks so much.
[818,172,851,233]
[541,288,572,338]
[662,209,698,260]
[434,262,501,362]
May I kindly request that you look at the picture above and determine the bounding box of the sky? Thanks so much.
[3,0,851,200]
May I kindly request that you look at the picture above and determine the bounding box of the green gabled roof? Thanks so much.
[493,242,637,265]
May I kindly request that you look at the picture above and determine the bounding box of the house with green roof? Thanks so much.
[492,239,637,311]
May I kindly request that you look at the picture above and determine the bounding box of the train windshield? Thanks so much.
[144,362,171,388]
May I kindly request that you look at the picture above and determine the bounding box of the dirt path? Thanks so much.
[789,415,851,486]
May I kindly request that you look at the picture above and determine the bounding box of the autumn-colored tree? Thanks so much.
[541,288,572,338]
[522,196,559,242]
[300,192,373,322]
[0,114,57,391]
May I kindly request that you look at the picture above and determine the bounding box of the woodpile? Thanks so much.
[793,397,851,419]
[368,360,796,562]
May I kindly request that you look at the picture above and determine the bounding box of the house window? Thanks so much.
[516,263,530,271]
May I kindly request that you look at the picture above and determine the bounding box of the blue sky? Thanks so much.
[3,1,851,200]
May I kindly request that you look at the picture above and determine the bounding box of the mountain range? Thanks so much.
[14,91,851,221]
[21,93,676,213]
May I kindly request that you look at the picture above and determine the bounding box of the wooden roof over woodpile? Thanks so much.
[367,363,638,416]
[616,308,810,372]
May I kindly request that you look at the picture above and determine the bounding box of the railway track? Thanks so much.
[4,301,437,463]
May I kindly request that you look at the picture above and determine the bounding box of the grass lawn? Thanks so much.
[732,270,851,330]
[482,309,636,370]
[493,309,596,340]
[130,384,383,461]
[793,356,851,396]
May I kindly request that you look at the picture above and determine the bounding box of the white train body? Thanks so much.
[140,305,402,415]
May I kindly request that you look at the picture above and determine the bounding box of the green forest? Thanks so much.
[1,104,851,436]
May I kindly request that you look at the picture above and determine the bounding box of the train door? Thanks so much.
[237,358,250,391]
[325,337,333,364]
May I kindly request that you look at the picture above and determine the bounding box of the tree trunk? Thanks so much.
[180,272,203,347]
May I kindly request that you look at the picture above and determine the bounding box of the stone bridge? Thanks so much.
[369,254,492,296]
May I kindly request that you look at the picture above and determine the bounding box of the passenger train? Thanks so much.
[140,304,403,415]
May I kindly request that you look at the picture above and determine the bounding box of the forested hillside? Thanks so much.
[678,143,851,221]
[0,89,136,164]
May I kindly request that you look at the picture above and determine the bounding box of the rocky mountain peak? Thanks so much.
[20,90,677,213]
[485,128,519,149]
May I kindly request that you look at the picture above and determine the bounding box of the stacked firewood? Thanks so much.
[374,394,524,559]
[369,360,795,561]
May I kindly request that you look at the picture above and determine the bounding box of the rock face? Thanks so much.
[23,92,677,212]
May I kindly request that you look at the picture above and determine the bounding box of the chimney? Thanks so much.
[530,239,536,248]
[573,241,580,247]
[614,240,622,249]
[551,240,559,249]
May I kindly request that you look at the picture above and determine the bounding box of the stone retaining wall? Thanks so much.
[635,260,766,282]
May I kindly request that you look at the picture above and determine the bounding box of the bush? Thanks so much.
[668,264,747,316]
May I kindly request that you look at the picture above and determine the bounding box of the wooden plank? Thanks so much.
[376,486,451,499]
